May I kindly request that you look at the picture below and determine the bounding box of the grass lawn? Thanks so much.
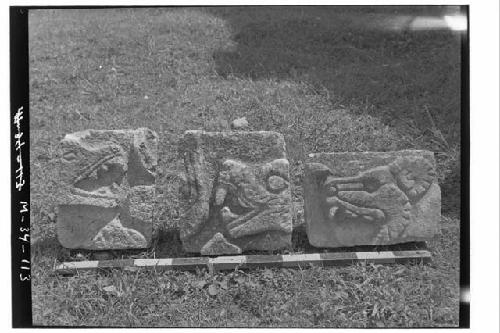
[29,7,462,327]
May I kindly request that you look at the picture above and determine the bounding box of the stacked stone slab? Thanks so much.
[57,128,158,250]
[179,130,293,255]
[304,150,441,248]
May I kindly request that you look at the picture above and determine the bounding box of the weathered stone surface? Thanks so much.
[200,233,242,255]
[304,150,441,247]
[179,130,293,254]
[57,128,158,250]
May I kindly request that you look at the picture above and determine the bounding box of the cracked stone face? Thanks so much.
[57,128,158,250]
[304,150,441,248]
[179,130,293,255]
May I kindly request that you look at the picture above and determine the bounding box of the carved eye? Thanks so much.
[324,184,337,196]
[267,175,287,193]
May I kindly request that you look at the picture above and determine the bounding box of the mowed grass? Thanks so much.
[29,7,461,327]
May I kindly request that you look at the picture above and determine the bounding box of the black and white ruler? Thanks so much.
[55,250,431,275]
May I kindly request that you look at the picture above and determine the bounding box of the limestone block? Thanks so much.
[304,150,441,248]
[179,130,293,254]
[57,128,158,250]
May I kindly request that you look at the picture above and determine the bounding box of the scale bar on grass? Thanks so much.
[55,250,431,275]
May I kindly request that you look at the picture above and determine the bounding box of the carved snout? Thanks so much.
[323,166,396,195]
[325,196,385,223]
[324,176,364,194]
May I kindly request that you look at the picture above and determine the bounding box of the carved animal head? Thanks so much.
[309,155,435,201]
[307,155,436,243]
[214,158,292,238]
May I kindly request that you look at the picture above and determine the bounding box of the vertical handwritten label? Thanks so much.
[14,106,30,281]
[13,106,30,281]
[18,201,30,281]
[14,106,25,191]
[11,8,32,326]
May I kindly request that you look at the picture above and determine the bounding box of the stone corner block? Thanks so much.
[56,128,158,250]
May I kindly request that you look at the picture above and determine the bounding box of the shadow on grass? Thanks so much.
[153,228,187,258]
[210,6,461,139]
[209,5,462,215]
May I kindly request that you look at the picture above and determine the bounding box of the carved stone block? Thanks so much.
[304,150,441,247]
[179,130,293,254]
[57,128,158,250]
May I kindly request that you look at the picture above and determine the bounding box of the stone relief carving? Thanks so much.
[215,158,291,239]
[179,130,293,254]
[304,152,441,247]
[57,128,158,250]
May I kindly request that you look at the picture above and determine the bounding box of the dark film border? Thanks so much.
[11,6,32,328]
[459,4,470,329]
